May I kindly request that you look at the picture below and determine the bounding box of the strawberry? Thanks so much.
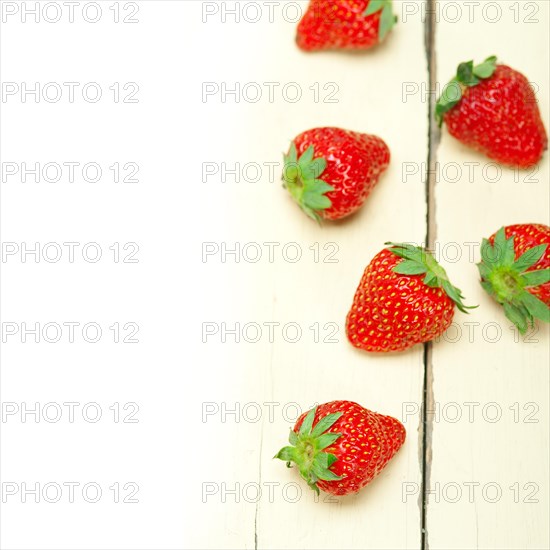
[478,224,550,333]
[275,400,405,495]
[346,243,474,352]
[282,127,390,221]
[436,56,548,168]
[296,0,397,52]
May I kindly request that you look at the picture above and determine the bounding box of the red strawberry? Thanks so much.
[436,56,548,168]
[275,400,405,496]
[282,127,390,221]
[346,243,474,352]
[478,224,550,333]
[296,0,397,52]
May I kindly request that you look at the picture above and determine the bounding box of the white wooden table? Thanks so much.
[0,1,548,549]
[191,1,550,548]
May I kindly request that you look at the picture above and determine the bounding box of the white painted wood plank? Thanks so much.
[184,3,429,548]
[429,2,550,548]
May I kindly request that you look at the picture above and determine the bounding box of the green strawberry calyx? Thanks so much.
[282,142,334,223]
[477,227,550,334]
[386,242,476,314]
[274,407,343,494]
[435,55,498,127]
[364,0,397,42]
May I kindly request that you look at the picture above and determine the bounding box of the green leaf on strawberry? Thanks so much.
[364,0,397,42]
[386,242,476,314]
[274,407,343,494]
[283,142,334,223]
[473,56,498,78]
[456,61,480,86]
[477,227,550,333]
[435,55,498,127]
[364,0,385,14]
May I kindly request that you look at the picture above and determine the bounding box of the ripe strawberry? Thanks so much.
[296,0,397,52]
[346,243,474,352]
[275,400,405,496]
[436,56,548,168]
[478,224,550,333]
[282,127,390,221]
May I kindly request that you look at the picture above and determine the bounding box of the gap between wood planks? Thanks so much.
[421,1,439,549]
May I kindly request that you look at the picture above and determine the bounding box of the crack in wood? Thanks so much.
[421,1,440,549]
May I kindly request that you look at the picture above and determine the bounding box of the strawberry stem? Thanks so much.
[274,407,343,494]
[478,227,550,333]
[282,142,334,223]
